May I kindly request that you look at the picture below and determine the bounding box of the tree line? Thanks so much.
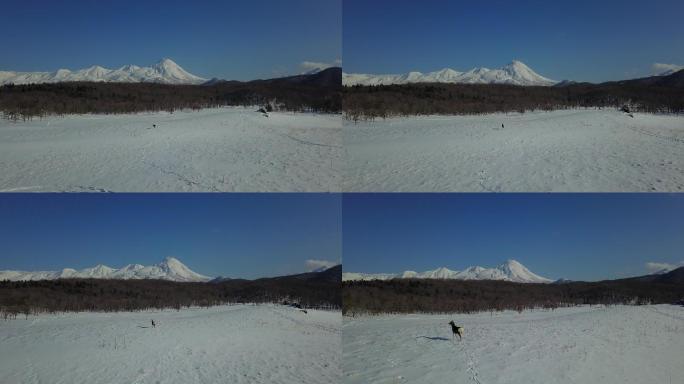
[343,80,684,121]
[342,277,684,316]
[0,274,340,319]
[0,68,341,121]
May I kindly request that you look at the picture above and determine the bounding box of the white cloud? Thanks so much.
[305,259,339,272]
[645,261,684,273]
[300,59,342,73]
[652,63,683,75]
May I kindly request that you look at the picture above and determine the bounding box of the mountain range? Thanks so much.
[625,266,684,284]
[0,258,342,283]
[342,259,552,283]
[203,67,342,87]
[0,257,211,282]
[3,58,681,89]
[0,59,207,85]
[343,61,556,87]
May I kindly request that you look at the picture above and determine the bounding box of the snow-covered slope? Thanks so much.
[343,260,551,283]
[0,257,211,282]
[0,58,206,85]
[655,64,683,76]
[343,61,555,86]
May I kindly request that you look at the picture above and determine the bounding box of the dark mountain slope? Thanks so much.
[626,266,684,284]
[608,69,684,88]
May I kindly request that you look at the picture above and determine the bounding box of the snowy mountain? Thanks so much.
[339,272,399,282]
[342,260,552,283]
[0,59,206,85]
[0,257,211,282]
[654,64,683,77]
[208,276,234,283]
[552,278,574,284]
[658,69,682,76]
[343,61,556,86]
[302,67,328,75]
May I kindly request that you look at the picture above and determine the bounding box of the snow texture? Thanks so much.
[0,107,341,192]
[0,257,210,282]
[344,109,684,192]
[0,304,340,384]
[343,260,551,283]
[0,59,206,85]
[343,305,684,384]
[343,61,556,86]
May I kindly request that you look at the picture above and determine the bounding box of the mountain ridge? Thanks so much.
[621,266,684,284]
[0,257,211,282]
[343,259,552,283]
[343,61,556,86]
[0,259,342,283]
[0,58,207,85]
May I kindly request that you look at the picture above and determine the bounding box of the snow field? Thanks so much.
[0,107,342,192]
[343,305,684,384]
[343,109,684,192]
[0,304,341,384]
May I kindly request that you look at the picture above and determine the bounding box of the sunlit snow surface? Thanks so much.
[0,107,341,192]
[343,305,684,384]
[0,304,340,384]
[344,109,684,192]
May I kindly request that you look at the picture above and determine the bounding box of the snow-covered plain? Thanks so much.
[344,109,684,192]
[0,304,340,384]
[343,305,684,384]
[0,107,341,192]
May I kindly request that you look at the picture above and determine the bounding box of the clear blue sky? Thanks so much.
[343,194,684,282]
[343,0,684,83]
[0,194,341,279]
[0,0,341,80]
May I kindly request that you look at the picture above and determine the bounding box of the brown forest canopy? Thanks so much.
[343,70,684,120]
[0,68,342,120]
[343,267,684,315]
[0,265,341,316]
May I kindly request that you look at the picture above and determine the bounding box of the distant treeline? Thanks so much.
[0,268,340,318]
[0,68,341,120]
[343,72,684,120]
[342,275,684,315]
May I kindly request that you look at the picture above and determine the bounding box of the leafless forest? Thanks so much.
[343,70,684,120]
[342,267,684,315]
[0,266,341,318]
[0,68,341,120]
